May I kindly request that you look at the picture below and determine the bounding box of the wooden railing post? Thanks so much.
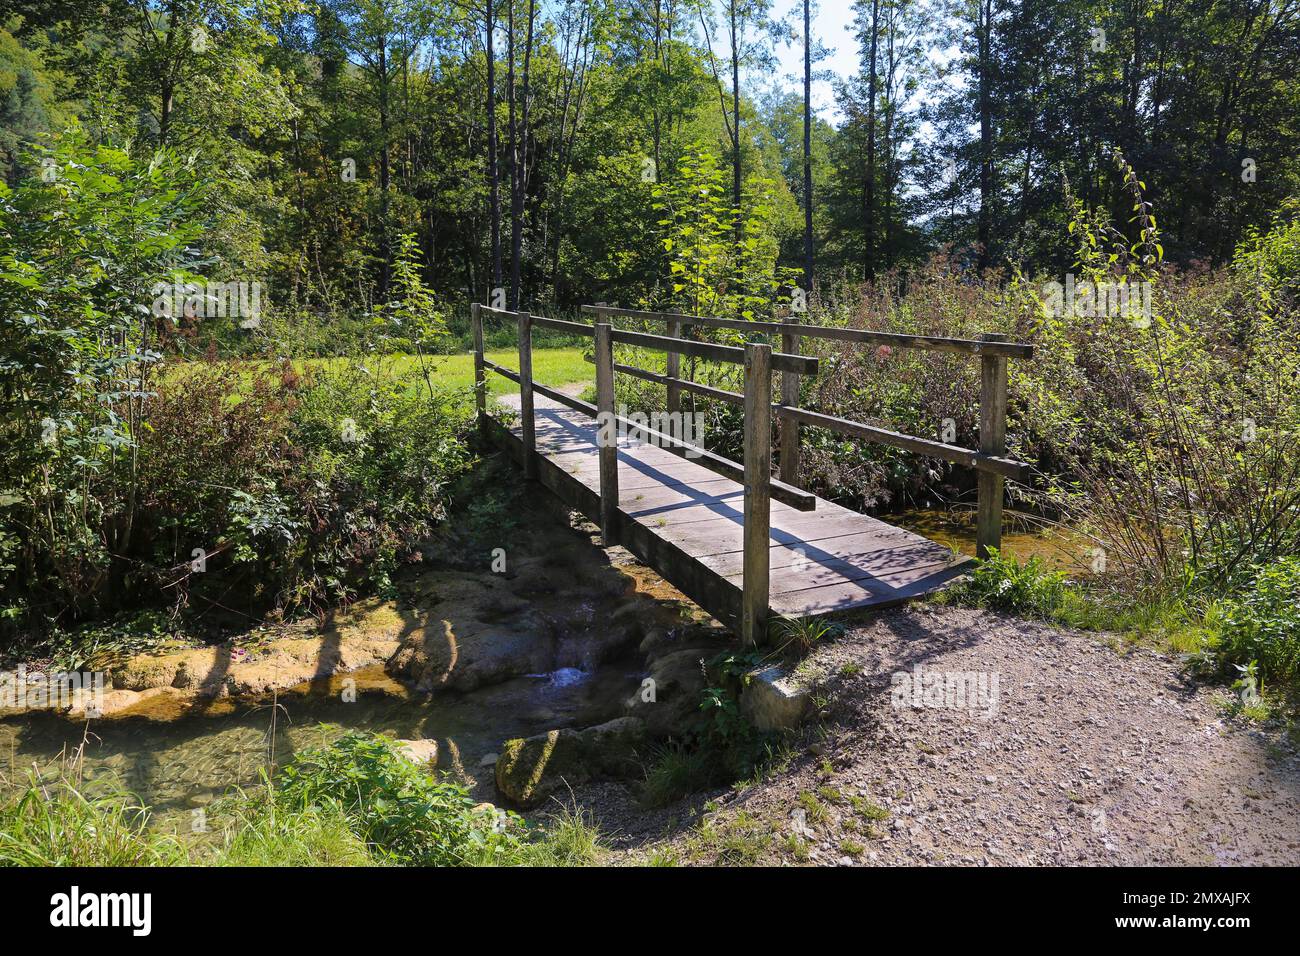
[742,342,772,646]
[779,330,801,487]
[977,332,1010,558]
[471,302,487,436]
[518,310,536,479]
[664,311,681,441]
[595,322,619,544]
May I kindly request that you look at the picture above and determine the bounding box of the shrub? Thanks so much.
[962,549,1070,618]
[274,731,523,866]
[1218,557,1300,693]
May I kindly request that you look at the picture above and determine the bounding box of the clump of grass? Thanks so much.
[797,790,831,824]
[0,774,187,867]
[212,791,375,867]
[511,804,604,867]
[774,616,845,656]
[817,785,845,805]
[783,833,811,861]
[641,742,719,808]
[850,794,889,822]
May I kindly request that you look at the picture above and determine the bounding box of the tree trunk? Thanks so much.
[486,1,502,292]
[512,0,535,310]
[976,0,994,271]
[802,0,814,291]
[730,1,742,247]
[864,0,880,279]
[378,35,391,302]
[506,0,518,309]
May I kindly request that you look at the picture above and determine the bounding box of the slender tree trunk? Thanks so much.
[802,0,814,291]
[864,0,880,279]
[976,0,994,271]
[506,0,518,308]
[512,0,535,310]
[730,1,742,246]
[486,1,502,292]
[378,36,391,301]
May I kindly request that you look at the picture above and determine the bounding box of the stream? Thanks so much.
[0,507,1080,828]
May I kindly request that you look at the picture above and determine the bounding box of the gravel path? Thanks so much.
[590,605,1300,866]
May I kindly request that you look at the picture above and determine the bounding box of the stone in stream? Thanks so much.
[494,717,647,809]
[393,738,439,768]
[622,645,712,737]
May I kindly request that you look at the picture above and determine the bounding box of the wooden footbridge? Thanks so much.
[471,302,1033,645]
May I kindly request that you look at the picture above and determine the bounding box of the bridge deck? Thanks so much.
[495,397,971,630]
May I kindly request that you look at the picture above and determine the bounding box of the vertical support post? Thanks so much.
[471,302,487,436]
[742,342,772,646]
[664,313,681,441]
[779,330,801,487]
[977,333,1010,559]
[517,310,536,479]
[595,322,619,544]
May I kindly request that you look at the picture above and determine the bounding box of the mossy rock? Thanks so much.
[494,717,646,808]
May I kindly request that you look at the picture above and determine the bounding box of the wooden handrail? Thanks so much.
[582,301,1033,557]
[478,335,815,510]
[581,303,1034,359]
[583,355,1029,481]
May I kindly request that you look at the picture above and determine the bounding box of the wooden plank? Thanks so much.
[524,395,816,510]
[582,304,1034,358]
[471,302,487,434]
[698,529,953,577]
[774,402,1029,481]
[977,332,1010,558]
[664,315,681,441]
[518,311,536,479]
[769,562,971,616]
[595,322,618,543]
[731,553,965,596]
[780,329,801,487]
[496,394,973,625]
[742,342,772,646]
[530,314,593,336]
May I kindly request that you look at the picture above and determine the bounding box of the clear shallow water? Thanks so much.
[0,661,642,821]
[889,507,1091,572]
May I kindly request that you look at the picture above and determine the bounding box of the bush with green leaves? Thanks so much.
[274,731,523,866]
[0,133,209,629]
[1217,557,1300,694]
[961,549,1070,618]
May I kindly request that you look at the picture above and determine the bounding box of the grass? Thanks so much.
[641,743,718,808]
[510,805,605,867]
[212,793,376,867]
[685,810,772,866]
[170,347,593,402]
[0,775,188,867]
[0,734,609,868]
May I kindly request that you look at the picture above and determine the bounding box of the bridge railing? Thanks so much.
[581,304,1034,563]
[470,300,1033,645]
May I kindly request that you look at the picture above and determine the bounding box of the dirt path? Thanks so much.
[593,605,1300,866]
